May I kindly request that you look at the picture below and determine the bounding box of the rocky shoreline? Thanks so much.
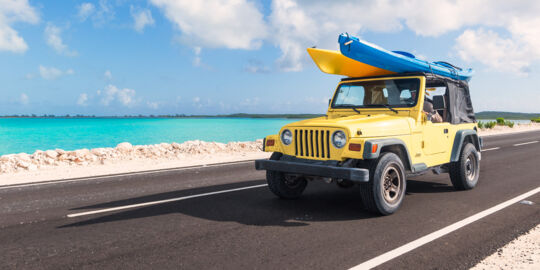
[0,140,263,174]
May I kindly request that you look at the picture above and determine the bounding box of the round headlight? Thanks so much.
[281,129,293,145]
[332,131,347,148]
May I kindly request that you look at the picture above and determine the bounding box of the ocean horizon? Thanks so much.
[0,118,298,156]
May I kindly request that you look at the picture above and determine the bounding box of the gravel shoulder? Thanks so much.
[471,224,539,270]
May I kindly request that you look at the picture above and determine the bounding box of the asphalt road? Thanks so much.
[1,131,539,270]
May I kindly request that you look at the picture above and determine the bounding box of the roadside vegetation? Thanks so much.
[532,117,540,123]
[478,117,515,129]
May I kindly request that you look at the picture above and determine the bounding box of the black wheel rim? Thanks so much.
[284,174,303,188]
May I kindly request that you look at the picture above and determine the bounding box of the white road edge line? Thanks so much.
[481,147,500,152]
[513,141,539,146]
[350,186,540,270]
[67,184,268,218]
[0,160,256,190]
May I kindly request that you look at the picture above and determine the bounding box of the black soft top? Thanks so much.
[340,72,476,124]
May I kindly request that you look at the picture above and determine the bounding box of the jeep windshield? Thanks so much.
[332,78,420,109]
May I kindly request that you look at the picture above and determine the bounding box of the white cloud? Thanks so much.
[78,0,114,27]
[77,3,95,21]
[244,60,270,73]
[0,0,39,53]
[44,23,77,56]
[39,65,74,80]
[19,93,28,105]
[130,6,154,33]
[104,70,112,80]
[150,0,267,49]
[147,101,159,109]
[456,29,530,75]
[192,46,201,67]
[193,96,200,103]
[98,84,136,107]
[77,93,88,106]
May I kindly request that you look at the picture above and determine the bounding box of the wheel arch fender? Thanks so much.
[451,129,482,162]
[363,139,413,172]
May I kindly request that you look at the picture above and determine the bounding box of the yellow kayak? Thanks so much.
[307,48,395,78]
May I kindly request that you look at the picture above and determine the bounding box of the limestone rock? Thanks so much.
[45,150,58,159]
[116,142,133,153]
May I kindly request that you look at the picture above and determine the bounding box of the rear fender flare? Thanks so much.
[451,130,482,162]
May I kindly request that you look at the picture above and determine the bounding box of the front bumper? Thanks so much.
[255,159,369,182]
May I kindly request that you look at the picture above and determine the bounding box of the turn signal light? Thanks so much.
[371,144,378,153]
[266,139,275,146]
[349,143,362,151]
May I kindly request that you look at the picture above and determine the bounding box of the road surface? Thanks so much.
[1,131,539,269]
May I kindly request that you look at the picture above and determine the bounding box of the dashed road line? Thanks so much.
[481,147,500,152]
[513,141,539,147]
[67,184,268,218]
[349,186,540,270]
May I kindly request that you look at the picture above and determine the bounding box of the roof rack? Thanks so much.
[340,72,468,85]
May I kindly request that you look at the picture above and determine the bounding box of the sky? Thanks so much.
[1,0,540,116]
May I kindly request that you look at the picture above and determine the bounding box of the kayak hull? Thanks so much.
[307,48,395,77]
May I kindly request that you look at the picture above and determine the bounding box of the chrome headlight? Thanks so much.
[281,129,293,145]
[332,130,347,148]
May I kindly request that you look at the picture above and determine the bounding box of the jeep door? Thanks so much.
[423,121,451,155]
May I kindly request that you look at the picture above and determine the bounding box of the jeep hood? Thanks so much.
[286,114,412,138]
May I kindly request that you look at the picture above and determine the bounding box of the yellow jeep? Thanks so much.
[255,72,482,215]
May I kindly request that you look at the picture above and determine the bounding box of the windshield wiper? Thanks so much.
[382,104,398,114]
[334,104,362,114]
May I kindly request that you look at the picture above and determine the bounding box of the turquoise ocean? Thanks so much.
[0,118,298,156]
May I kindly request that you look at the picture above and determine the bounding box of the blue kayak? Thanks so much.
[338,34,473,81]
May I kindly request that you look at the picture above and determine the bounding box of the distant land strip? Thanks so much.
[1,111,539,120]
[475,111,540,120]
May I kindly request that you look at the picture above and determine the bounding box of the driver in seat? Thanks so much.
[423,99,443,123]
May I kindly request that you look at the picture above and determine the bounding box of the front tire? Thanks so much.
[360,152,407,215]
[449,143,480,190]
[266,153,307,199]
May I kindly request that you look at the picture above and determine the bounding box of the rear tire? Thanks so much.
[360,152,406,215]
[449,143,480,190]
[266,153,307,199]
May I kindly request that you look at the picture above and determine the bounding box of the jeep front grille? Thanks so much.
[294,129,331,159]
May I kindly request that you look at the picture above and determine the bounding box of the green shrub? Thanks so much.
[496,117,505,125]
[505,121,514,128]
[484,121,496,129]
[532,117,540,123]
[477,121,484,129]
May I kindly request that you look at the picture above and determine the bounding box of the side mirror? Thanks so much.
[432,95,446,110]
